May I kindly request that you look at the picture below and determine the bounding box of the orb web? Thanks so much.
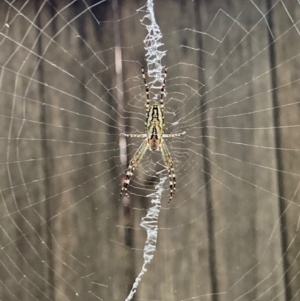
[0,1,300,301]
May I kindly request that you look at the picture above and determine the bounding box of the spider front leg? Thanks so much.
[120,138,148,199]
[161,140,176,203]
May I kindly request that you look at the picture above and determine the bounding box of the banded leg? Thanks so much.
[120,138,148,198]
[161,140,176,202]
[121,133,147,138]
[160,67,167,112]
[163,131,186,138]
[142,67,150,133]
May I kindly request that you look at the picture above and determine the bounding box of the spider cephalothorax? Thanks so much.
[120,67,185,202]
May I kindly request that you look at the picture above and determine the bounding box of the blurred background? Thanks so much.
[0,0,300,300]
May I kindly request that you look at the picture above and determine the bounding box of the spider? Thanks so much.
[120,67,185,202]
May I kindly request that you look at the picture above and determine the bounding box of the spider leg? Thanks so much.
[162,131,186,138]
[160,139,176,203]
[142,67,150,133]
[121,133,147,138]
[160,67,167,112]
[120,138,148,198]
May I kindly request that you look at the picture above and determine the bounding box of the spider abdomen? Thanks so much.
[147,104,164,134]
[147,104,164,151]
